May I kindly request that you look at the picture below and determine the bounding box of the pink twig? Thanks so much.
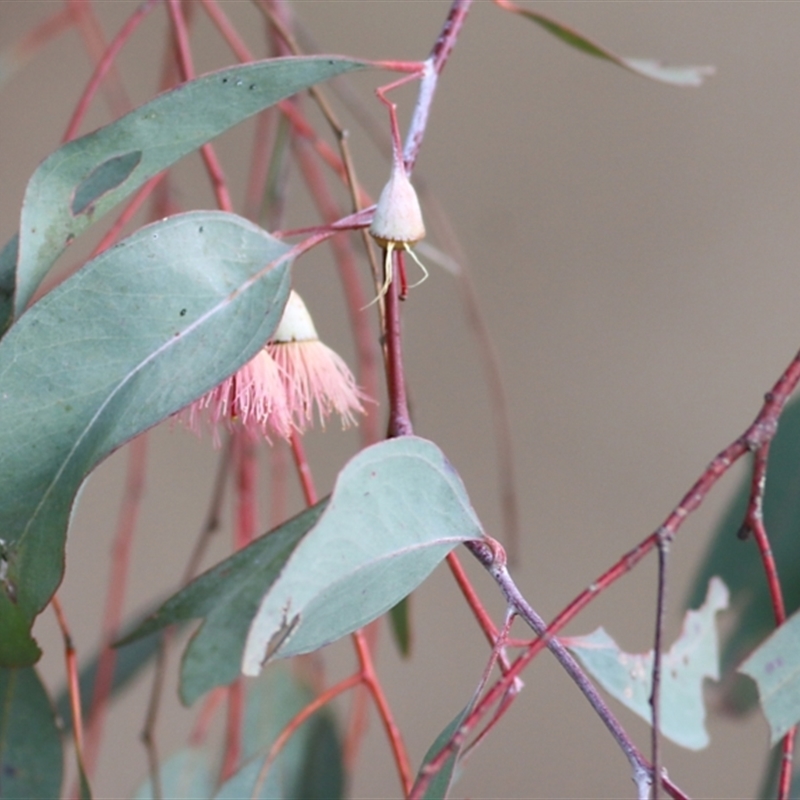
[0,6,74,86]
[62,0,157,142]
[66,0,131,122]
[249,672,362,800]
[166,0,233,211]
[404,0,474,171]
[352,629,414,796]
[83,434,149,778]
[292,137,381,445]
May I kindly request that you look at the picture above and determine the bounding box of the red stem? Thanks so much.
[352,629,413,796]
[62,0,157,142]
[2,7,74,82]
[384,249,412,437]
[249,672,362,799]
[66,0,131,122]
[292,137,381,445]
[52,595,88,791]
[166,0,233,211]
[83,434,149,778]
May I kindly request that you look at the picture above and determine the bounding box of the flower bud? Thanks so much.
[369,160,426,249]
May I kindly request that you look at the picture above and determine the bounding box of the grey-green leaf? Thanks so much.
[739,608,800,744]
[514,8,714,86]
[5,55,366,325]
[0,667,63,800]
[0,210,292,667]
[243,436,484,674]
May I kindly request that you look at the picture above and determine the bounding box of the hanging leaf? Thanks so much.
[739,608,800,744]
[120,503,325,705]
[0,211,292,667]
[687,397,800,713]
[505,5,714,86]
[0,667,63,800]
[565,577,729,750]
[242,436,485,675]
[2,55,366,329]
[123,437,484,702]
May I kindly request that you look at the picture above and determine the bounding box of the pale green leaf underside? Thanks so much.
[3,55,365,326]
[0,211,291,667]
[740,607,800,744]
[517,8,714,87]
[243,436,485,674]
[565,577,728,750]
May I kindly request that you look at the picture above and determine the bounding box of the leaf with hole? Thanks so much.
[0,210,292,667]
[565,577,728,750]
[2,55,366,328]
[739,607,800,744]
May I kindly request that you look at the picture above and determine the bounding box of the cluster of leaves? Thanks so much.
[3,4,800,800]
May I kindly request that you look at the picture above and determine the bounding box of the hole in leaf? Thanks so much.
[71,151,142,215]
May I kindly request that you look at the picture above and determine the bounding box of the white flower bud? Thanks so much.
[369,160,426,248]
[272,290,318,343]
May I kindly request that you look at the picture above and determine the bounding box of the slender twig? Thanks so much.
[62,0,157,142]
[66,0,131,122]
[83,434,149,778]
[352,629,414,796]
[292,136,381,445]
[464,542,652,798]
[403,0,473,172]
[650,529,671,800]
[0,6,73,89]
[166,0,233,211]
[249,672,362,800]
[384,249,412,437]
[51,595,88,787]
[740,441,796,800]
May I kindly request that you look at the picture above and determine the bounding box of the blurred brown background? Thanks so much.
[1,1,794,797]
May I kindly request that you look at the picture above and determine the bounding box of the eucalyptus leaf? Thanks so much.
[512,7,714,86]
[0,211,292,667]
[566,577,728,750]
[739,608,800,744]
[242,436,485,674]
[0,667,63,800]
[120,502,326,706]
[4,55,366,327]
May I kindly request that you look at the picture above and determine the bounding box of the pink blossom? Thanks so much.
[178,291,366,443]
